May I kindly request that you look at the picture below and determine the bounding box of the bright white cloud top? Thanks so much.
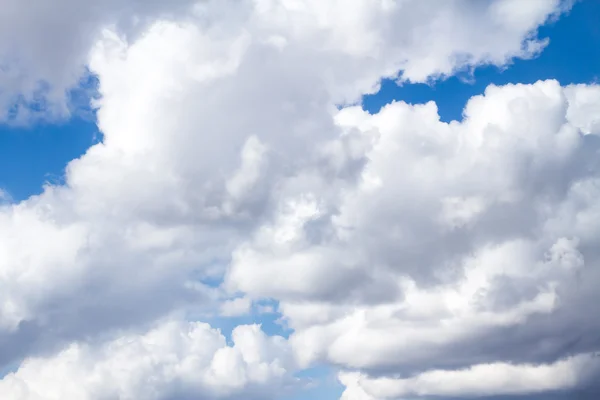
[1,319,296,399]
[1,1,599,399]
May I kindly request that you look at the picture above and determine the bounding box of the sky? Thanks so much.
[0,1,600,400]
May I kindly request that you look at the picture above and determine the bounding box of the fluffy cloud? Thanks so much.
[1,1,596,400]
[0,188,227,366]
[1,0,569,352]
[339,353,600,399]
[226,80,600,396]
[0,0,198,122]
[221,297,253,317]
[0,319,296,400]
[0,0,566,122]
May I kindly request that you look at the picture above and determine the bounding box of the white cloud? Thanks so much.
[0,0,568,122]
[225,80,600,396]
[0,0,198,122]
[339,353,600,399]
[0,0,571,349]
[0,1,596,399]
[565,84,600,135]
[0,318,296,400]
[221,297,253,317]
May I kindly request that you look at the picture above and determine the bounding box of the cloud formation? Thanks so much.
[339,353,600,399]
[2,1,599,400]
[0,319,295,400]
[0,0,564,121]
[229,81,600,392]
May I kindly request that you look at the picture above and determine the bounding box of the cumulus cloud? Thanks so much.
[227,80,600,396]
[0,0,198,122]
[1,0,570,352]
[339,353,600,399]
[1,1,597,400]
[0,0,566,122]
[0,319,296,400]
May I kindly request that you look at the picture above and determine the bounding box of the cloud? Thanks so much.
[0,0,198,122]
[1,0,571,352]
[226,80,600,396]
[0,318,296,400]
[0,1,595,400]
[0,0,567,122]
[339,353,600,399]
[221,297,253,317]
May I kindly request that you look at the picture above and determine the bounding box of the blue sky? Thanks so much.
[1,1,600,399]
[0,118,99,201]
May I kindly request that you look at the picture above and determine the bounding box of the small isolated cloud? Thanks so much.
[221,297,253,317]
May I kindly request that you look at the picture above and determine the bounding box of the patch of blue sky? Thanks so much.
[0,118,100,201]
[0,360,19,379]
[284,365,345,400]
[0,73,101,202]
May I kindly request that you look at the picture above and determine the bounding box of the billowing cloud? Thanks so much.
[0,0,566,122]
[339,353,600,399]
[0,0,198,122]
[1,1,598,400]
[227,80,600,396]
[0,319,296,400]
